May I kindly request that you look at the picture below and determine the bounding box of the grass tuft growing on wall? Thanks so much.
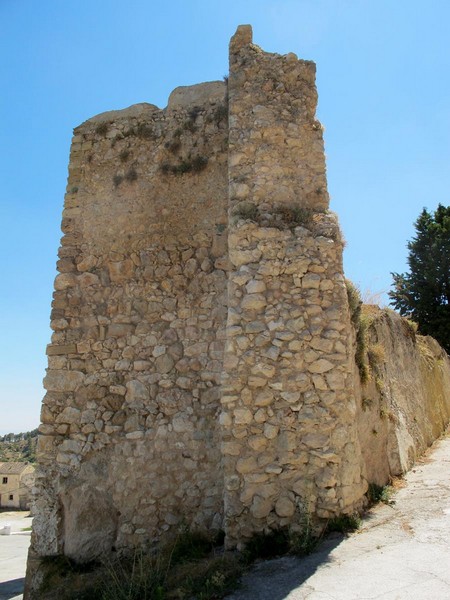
[276,206,314,228]
[367,342,386,371]
[232,202,259,222]
[135,122,156,140]
[113,174,124,188]
[119,149,131,163]
[160,156,208,175]
[125,168,138,182]
[346,280,371,383]
[95,122,109,136]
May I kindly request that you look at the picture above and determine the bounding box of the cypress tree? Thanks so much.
[389,204,450,353]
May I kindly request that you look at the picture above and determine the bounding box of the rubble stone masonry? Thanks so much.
[25,26,450,597]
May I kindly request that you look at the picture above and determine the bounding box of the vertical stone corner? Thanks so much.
[229,24,253,55]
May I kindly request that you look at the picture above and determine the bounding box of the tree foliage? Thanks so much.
[0,428,38,462]
[389,204,450,353]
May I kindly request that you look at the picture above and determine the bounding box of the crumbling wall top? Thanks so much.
[167,81,226,110]
[76,103,160,132]
[229,24,253,53]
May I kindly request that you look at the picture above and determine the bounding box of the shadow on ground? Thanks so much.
[227,533,345,600]
[0,577,24,600]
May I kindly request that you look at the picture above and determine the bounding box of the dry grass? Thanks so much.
[367,343,386,370]
[39,529,243,600]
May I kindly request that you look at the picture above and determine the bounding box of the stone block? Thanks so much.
[234,408,253,425]
[236,456,258,474]
[108,259,134,283]
[44,370,84,392]
[46,344,77,356]
[125,380,149,403]
[250,495,273,519]
[275,496,295,518]
[307,359,334,374]
[107,323,134,338]
[54,273,77,290]
[56,407,81,425]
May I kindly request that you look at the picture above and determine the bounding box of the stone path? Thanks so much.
[227,431,450,599]
[0,511,32,600]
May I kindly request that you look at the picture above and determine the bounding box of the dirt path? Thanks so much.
[227,431,450,600]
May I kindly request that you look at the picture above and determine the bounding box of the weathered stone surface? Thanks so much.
[241,294,267,311]
[275,496,296,518]
[125,380,149,402]
[307,359,334,374]
[167,81,226,109]
[54,273,77,290]
[250,495,273,519]
[26,25,450,600]
[234,408,253,425]
[46,344,77,356]
[108,260,134,283]
[61,482,118,562]
[55,407,81,424]
[155,354,175,373]
[236,457,258,474]
[43,370,84,392]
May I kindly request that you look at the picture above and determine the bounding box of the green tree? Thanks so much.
[389,204,450,353]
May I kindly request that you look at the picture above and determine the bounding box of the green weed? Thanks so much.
[276,205,313,228]
[367,483,395,506]
[232,203,259,222]
[113,174,124,188]
[160,156,208,175]
[326,514,361,533]
[95,122,109,136]
[119,149,131,163]
[125,168,138,182]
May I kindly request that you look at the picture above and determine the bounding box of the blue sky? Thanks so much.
[1,0,449,433]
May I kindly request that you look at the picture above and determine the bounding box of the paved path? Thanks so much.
[227,431,450,600]
[0,511,32,600]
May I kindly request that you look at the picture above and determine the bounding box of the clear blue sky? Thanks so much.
[1,0,449,433]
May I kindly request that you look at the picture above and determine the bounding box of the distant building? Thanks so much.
[0,462,35,510]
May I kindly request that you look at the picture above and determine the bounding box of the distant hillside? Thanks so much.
[0,429,38,463]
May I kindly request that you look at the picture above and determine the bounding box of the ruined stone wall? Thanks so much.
[355,308,450,486]
[221,27,366,546]
[26,24,450,599]
[33,82,229,565]
[29,27,368,575]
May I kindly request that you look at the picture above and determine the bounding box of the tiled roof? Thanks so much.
[0,462,33,474]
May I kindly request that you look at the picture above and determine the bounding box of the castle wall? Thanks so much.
[34,83,229,562]
[355,308,450,486]
[25,25,450,599]
[222,27,366,546]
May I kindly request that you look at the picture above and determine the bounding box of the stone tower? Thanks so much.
[25,25,368,597]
